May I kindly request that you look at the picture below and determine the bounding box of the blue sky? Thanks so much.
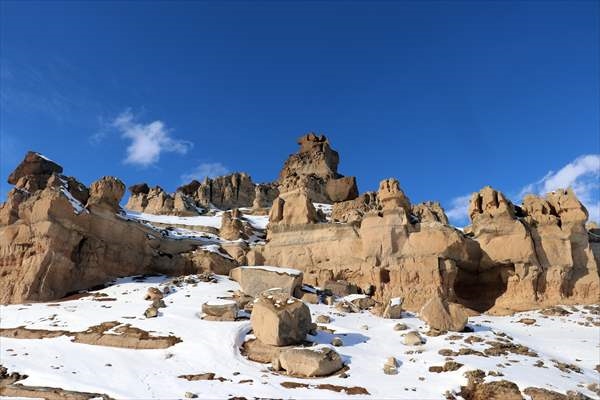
[1,1,598,224]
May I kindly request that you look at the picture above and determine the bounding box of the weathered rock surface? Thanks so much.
[277,133,358,203]
[420,292,468,332]
[229,266,303,298]
[202,300,238,321]
[278,346,344,377]
[0,155,237,304]
[250,290,311,346]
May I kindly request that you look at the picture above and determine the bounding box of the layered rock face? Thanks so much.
[126,175,279,214]
[464,186,599,314]
[277,133,358,204]
[255,175,599,314]
[0,153,235,304]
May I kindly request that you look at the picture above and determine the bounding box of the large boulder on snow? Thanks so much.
[250,289,311,346]
[229,266,303,298]
[420,292,468,332]
[278,346,344,377]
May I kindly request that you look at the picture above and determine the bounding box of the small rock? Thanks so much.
[331,337,343,347]
[144,307,158,318]
[393,323,408,331]
[184,392,197,399]
[316,315,331,324]
[518,318,536,325]
[152,299,166,309]
[361,324,369,330]
[144,287,163,301]
[403,331,424,346]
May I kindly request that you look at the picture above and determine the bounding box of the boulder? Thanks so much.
[250,290,312,346]
[268,189,318,226]
[382,297,403,319]
[87,176,125,212]
[229,266,303,298]
[8,151,63,185]
[325,176,358,203]
[420,292,468,332]
[383,356,399,375]
[402,331,424,345]
[144,287,164,301]
[202,300,238,321]
[278,346,344,377]
[324,280,359,297]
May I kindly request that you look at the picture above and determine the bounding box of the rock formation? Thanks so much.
[277,133,358,203]
[250,289,312,346]
[0,153,236,304]
[1,135,599,315]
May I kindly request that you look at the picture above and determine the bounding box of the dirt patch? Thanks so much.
[459,370,523,400]
[429,361,464,373]
[178,373,228,382]
[483,340,537,357]
[0,322,181,349]
[280,381,369,395]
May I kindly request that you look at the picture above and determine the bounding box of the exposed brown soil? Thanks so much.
[178,373,228,382]
[0,321,181,349]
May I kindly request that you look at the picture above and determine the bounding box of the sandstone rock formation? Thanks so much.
[0,153,237,304]
[250,289,312,346]
[202,300,238,321]
[278,346,344,377]
[277,133,358,203]
[230,266,303,298]
[254,173,599,314]
[2,136,599,317]
[268,189,319,227]
[420,292,468,332]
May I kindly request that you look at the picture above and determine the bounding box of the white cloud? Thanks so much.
[111,109,192,167]
[445,154,600,226]
[444,193,473,226]
[181,162,229,183]
[519,154,600,223]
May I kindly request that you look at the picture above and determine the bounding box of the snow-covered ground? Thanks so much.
[1,274,598,399]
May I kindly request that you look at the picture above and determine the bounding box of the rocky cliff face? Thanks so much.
[277,133,358,203]
[1,138,598,314]
[0,153,236,304]
[255,177,599,314]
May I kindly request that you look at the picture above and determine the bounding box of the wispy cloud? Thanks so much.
[445,154,600,227]
[444,193,473,226]
[111,109,193,167]
[519,154,600,222]
[181,162,229,183]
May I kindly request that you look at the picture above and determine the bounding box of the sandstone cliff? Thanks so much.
[0,152,236,304]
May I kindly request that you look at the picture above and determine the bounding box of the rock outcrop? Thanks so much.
[278,346,344,377]
[250,289,312,346]
[0,154,237,304]
[229,266,303,298]
[420,292,468,332]
[277,133,358,203]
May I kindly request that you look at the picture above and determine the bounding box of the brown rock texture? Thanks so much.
[0,155,237,304]
[277,133,358,203]
[250,290,311,346]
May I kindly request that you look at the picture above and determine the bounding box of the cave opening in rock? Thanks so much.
[454,264,514,312]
